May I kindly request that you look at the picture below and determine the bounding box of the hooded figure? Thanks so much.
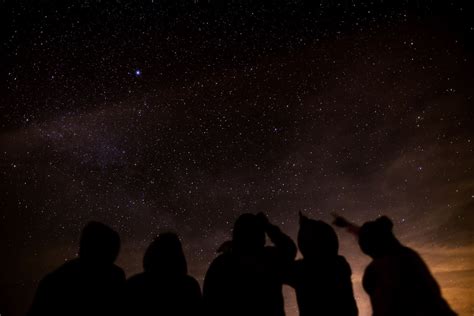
[285,213,358,316]
[28,222,125,316]
[203,213,297,316]
[334,215,457,316]
[125,232,202,316]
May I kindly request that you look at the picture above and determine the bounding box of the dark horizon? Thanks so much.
[1,1,472,315]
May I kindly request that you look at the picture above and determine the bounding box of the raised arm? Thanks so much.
[332,213,360,236]
[257,212,297,262]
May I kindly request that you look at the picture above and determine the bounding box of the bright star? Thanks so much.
[135,69,141,76]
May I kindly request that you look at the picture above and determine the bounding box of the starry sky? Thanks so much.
[1,1,473,315]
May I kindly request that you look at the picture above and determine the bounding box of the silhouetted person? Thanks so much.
[203,213,297,316]
[125,232,202,316]
[333,215,457,316]
[28,221,125,316]
[285,213,358,316]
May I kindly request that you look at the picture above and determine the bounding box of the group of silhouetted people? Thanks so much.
[28,213,457,316]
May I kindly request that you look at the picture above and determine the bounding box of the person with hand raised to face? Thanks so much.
[203,212,297,316]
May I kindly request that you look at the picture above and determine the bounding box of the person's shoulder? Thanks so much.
[206,252,236,278]
[184,275,201,289]
[289,259,305,274]
[39,259,80,287]
[52,259,81,276]
[39,269,58,287]
[294,258,304,264]
[336,255,350,266]
[60,258,81,269]
[291,258,304,268]
[263,245,282,257]
[127,272,146,281]
[364,260,376,275]
[400,246,422,259]
[184,274,199,283]
[126,273,146,287]
[372,252,404,273]
[211,252,233,266]
[110,263,125,278]
[398,246,430,270]
[336,255,352,275]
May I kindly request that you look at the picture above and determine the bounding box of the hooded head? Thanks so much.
[298,213,339,260]
[143,232,187,276]
[232,213,266,253]
[79,221,120,265]
[358,216,400,258]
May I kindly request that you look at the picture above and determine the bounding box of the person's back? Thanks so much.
[286,214,358,316]
[124,233,202,316]
[126,273,201,316]
[205,247,288,316]
[289,256,357,316]
[334,215,457,316]
[28,222,125,316]
[203,213,296,316]
[363,245,456,316]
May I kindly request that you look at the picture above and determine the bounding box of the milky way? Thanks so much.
[1,2,473,315]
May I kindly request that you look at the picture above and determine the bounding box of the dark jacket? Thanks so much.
[125,272,202,316]
[203,224,296,316]
[286,255,358,316]
[363,246,457,316]
[28,258,125,316]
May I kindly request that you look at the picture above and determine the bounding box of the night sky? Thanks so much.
[1,1,473,315]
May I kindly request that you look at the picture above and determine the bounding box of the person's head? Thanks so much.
[298,213,338,260]
[143,232,187,276]
[358,216,399,258]
[232,213,266,253]
[79,221,120,265]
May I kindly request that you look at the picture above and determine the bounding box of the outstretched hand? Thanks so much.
[331,213,360,236]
